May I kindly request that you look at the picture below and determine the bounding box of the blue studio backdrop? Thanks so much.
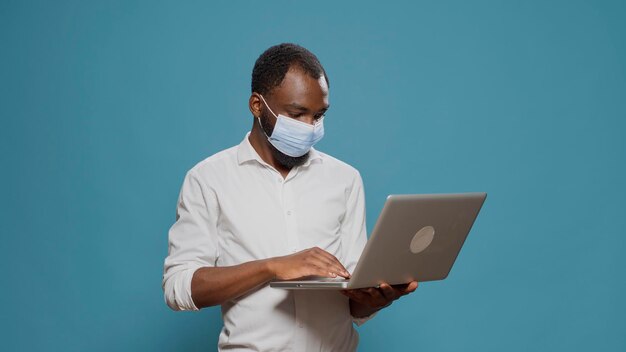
[1,1,625,351]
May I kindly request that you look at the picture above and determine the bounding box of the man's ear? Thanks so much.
[249,93,262,118]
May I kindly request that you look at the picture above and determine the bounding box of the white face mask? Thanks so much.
[257,94,325,157]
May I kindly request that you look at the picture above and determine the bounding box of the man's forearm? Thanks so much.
[191,248,351,309]
[191,259,275,309]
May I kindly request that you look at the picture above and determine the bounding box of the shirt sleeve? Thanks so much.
[162,169,220,311]
[340,170,378,326]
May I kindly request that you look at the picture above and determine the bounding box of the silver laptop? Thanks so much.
[270,192,487,290]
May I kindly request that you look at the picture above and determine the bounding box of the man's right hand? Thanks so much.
[267,247,351,280]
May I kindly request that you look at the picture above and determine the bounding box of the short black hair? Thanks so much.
[251,43,329,96]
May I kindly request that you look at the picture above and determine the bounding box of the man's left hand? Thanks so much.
[340,281,418,310]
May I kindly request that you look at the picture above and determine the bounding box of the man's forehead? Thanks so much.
[271,68,329,108]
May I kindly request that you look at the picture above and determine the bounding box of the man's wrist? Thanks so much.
[263,258,278,280]
[349,299,390,318]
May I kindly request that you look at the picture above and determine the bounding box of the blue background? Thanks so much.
[1,0,625,350]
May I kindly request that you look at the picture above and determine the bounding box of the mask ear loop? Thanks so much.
[256,116,272,140]
[256,94,277,140]
[258,94,279,119]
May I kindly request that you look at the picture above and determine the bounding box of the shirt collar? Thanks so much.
[237,132,323,167]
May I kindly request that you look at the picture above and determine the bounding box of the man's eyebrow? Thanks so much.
[285,103,310,112]
[285,103,330,113]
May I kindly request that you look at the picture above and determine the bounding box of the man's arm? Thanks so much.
[191,247,351,308]
[163,170,350,311]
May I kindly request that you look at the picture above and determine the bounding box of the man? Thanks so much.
[162,43,418,351]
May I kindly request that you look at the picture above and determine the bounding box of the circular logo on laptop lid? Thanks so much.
[410,226,435,254]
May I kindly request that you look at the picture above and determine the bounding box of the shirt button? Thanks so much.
[286,210,292,215]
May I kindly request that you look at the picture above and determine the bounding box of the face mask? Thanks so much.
[257,94,325,157]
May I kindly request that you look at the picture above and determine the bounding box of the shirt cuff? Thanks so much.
[164,265,202,311]
[352,310,378,326]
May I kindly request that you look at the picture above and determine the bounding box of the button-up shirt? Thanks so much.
[162,132,373,351]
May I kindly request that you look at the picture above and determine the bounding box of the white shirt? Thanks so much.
[162,132,374,351]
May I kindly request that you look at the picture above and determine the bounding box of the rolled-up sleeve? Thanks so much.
[162,169,219,311]
[341,170,378,326]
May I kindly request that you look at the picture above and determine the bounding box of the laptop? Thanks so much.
[270,192,487,290]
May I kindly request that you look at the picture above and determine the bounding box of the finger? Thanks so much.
[314,253,350,278]
[392,281,419,296]
[391,282,410,290]
[363,287,388,307]
[340,290,358,300]
[345,289,371,304]
[379,283,397,301]
[306,257,346,278]
[306,249,339,271]
[302,255,336,276]
[312,254,350,278]
[311,264,339,278]
[403,281,418,294]
[314,257,350,279]
[311,248,350,277]
[366,288,390,306]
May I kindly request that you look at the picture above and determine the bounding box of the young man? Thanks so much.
[162,43,418,351]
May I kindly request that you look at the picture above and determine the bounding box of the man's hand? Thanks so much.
[340,281,418,317]
[267,247,351,280]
